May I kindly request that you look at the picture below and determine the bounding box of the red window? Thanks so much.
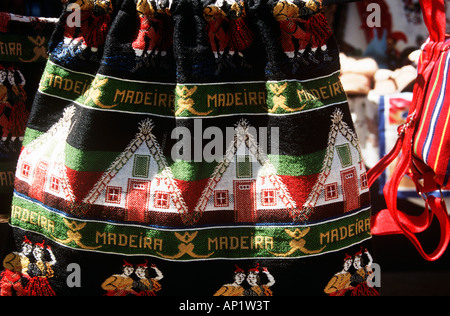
[261,189,277,206]
[106,186,122,204]
[325,183,339,201]
[154,191,170,209]
[21,163,31,178]
[214,190,229,207]
[49,176,61,193]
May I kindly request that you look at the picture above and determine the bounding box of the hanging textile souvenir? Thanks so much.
[368,0,450,262]
[2,0,378,296]
[0,13,57,218]
[0,12,57,296]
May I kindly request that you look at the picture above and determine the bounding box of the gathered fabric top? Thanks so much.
[47,0,348,83]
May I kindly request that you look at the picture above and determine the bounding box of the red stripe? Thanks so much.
[414,51,448,163]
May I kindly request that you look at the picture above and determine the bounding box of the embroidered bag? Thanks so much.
[2,0,378,296]
[368,0,450,261]
[0,12,57,295]
[0,13,56,222]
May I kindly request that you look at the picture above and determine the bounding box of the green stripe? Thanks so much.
[39,62,347,117]
[23,126,326,178]
[265,75,346,115]
[39,61,95,101]
[64,143,325,178]
[65,145,120,173]
[11,194,372,260]
[167,159,218,182]
[0,34,49,63]
[275,152,325,176]
[22,129,44,147]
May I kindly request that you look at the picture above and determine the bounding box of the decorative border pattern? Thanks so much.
[10,193,372,261]
[38,61,347,117]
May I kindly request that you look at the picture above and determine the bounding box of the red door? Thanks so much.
[30,160,50,201]
[234,180,256,223]
[340,168,360,213]
[126,179,151,223]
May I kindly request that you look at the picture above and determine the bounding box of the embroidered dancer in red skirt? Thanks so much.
[132,0,173,58]
[228,0,254,58]
[323,254,353,296]
[6,67,28,139]
[350,248,379,296]
[63,0,113,60]
[134,261,164,296]
[24,241,57,296]
[204,0,254,72]
[274,0,332,67]
[0,66,11,140]
[0,237,33,296]
[273,0,312,66]
[101,260,137,296]
[204,3,231,60]
[303,0,333,62]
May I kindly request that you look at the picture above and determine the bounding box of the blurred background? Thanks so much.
[0,0,64,17]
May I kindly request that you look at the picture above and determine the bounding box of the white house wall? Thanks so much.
[94,144,179,214]
[203,142,288,213]
[16,130,69,200]
[317,132,369,207]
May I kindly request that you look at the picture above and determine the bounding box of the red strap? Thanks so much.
[419,0,446,42]
[372,196,450,262]
[367,132,403,188]
[371,205,433,235]
[369,34,450,261]
[365,0,450,261]
[371,72,450,260]
[425,196,450,261]
[367,0,442,187]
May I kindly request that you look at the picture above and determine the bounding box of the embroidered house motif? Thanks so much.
[194,119,297,223]
[293,109,369,221]
[83,119,190,224]
[15,106,76,204]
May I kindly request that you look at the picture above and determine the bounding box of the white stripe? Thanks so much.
[423,52,450,161]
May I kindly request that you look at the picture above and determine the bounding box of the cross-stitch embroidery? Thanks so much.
[214,264,275,296]
[2,0,377,296]
[324,248,379,296]
[273,0,332,72]
[54,0,114,64]
[203,0,254,73]
[0,237,57,296]
[101,260,164,296]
